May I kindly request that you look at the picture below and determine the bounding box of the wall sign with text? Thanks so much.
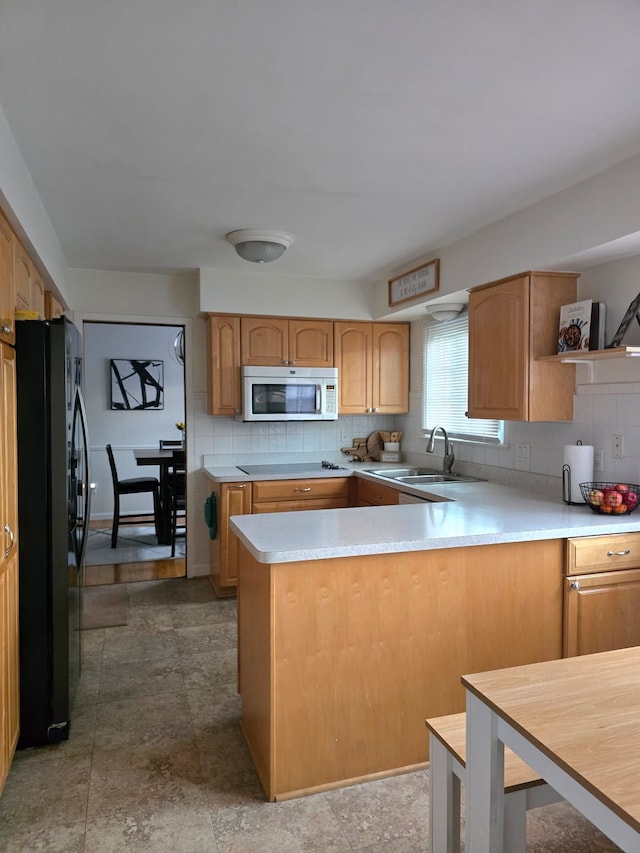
[388,258,440,307]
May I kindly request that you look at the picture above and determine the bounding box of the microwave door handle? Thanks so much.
[316,384,321,412]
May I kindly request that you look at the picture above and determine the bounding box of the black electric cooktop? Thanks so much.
[237,461,346,475]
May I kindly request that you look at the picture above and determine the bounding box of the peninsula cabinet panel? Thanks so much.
[468,271,578,422]
[237,537,563,801]
[0,212,14,344]
[335,321,409,414]
[207,315,242,416]
[209,481,251,597]
[563,568,640,658]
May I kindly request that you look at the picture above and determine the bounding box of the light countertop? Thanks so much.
[203,462,640,564]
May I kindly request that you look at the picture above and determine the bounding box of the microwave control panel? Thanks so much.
[325,384,337,415]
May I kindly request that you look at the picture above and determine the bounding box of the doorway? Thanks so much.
[81,321,187,585]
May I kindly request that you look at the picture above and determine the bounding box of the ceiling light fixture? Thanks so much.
[226,229,293,264]
[425,302,465,322]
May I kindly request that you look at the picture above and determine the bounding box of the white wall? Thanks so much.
[84,322,185,519]
[199,267,376,319]
[0,104,69,303]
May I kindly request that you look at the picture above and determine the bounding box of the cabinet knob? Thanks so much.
[4,522,15,559]
[571,581,581,590]
[607,549,631,557]
[366,407,372,413]
[373,407,379,412]
[1,323,11,335]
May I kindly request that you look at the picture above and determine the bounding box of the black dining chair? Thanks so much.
[168,452,186,557]
[106,444,162,548]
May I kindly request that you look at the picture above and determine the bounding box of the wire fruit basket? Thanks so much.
[579,482,640,515]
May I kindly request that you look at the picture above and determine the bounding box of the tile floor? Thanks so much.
[0,578,621,851]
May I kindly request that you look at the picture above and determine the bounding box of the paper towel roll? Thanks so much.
[563,444,594,503]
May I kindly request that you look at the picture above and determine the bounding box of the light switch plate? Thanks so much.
[514,442,531,471]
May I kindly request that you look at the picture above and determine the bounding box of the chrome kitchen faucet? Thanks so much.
[426,425,455,474]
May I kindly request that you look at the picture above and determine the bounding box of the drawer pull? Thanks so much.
[294,487,312,493]
[607,549,631,557]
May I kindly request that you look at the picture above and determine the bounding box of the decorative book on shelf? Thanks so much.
[558,299,605,352]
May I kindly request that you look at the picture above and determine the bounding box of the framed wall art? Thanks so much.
[607,292,640,348]
[110,358,164,410]
[388,258,440,307]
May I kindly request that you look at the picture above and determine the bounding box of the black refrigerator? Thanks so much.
[15,317,91,747]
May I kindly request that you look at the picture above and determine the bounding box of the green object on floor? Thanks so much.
[204,492,217,539]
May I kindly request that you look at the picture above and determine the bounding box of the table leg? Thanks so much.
[465,691,505,853]
[429,734,461,853]
[157,467,171,545]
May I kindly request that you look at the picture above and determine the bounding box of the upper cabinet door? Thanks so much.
[241,317,289,365]
[288,320,334,367]
[468,275,530,421]
[372,324,409,413]
[207,315,242,416]
[0,213,14,344]
[13,239,32,311]
[334,322,372,414]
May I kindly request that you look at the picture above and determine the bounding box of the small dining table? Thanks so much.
[461,646,640,852]
[133,447,185,545]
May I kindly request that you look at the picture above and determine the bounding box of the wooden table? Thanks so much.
[133,448,184,545]
[462,646,640,852]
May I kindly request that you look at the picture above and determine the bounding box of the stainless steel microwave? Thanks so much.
[239,366,338,421]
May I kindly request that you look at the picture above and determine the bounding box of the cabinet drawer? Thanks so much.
[252,498,348,513]
[356,478,400,506]
[252,477,349,503]
[566,533,640,575]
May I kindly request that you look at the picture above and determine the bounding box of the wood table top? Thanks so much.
[462,646,640,832]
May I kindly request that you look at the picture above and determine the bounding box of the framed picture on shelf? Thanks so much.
[388,258,439,307]
[608,292,640,348]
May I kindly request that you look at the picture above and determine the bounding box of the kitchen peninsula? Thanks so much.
[213,466,640,801]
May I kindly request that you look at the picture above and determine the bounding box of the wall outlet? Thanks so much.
[594,449,604,473]
[612,434,624,459]
[340,428,349,443]
[514,442,530,471]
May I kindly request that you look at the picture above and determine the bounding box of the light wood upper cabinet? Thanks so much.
[241,317,333,367]
[0,212,14,345]
[335,321,409,414]
[44,291,64,320]
[288,319,333,367]
[0,342,19,794]
[207,315,242,416]
[468,271,578,421]
[13,239,31,312]
[30,268,45,318]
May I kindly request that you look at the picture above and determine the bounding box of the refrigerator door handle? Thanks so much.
[71,387,91,570]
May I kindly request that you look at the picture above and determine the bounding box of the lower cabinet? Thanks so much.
[209,482,252,598]
[354,477,400,506]
[252,478,349,513]
[564,533,640,657]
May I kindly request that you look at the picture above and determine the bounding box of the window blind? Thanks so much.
[422,315,502,443]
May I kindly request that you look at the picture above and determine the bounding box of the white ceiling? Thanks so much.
[2,0,640,280]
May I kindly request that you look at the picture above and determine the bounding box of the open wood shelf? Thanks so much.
[538,346,640,363]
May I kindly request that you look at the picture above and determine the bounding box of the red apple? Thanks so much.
[624,490,638,508]
[614,483,630,493]
[604,490,623,508]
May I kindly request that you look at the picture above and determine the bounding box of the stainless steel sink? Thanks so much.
[368,468,482,484]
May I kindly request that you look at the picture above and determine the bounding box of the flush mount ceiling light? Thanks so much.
[226,229,293,264]
[425,302,465,322]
